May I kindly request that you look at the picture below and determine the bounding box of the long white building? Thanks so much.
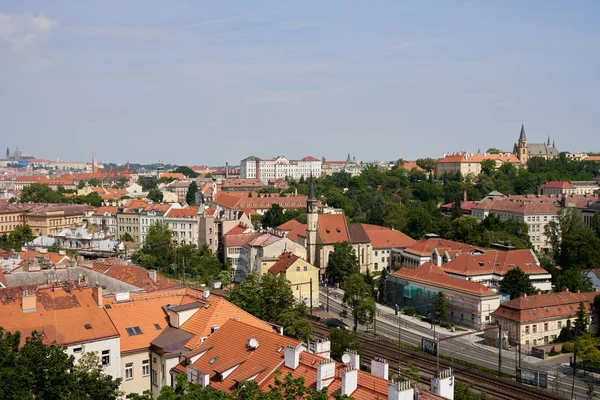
[240,156,321,183]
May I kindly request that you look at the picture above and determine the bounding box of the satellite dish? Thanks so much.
[341,354,351,364]
[248,338,259,350]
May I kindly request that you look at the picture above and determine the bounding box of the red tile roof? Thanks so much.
[268,252,301,274]
[93,205,119,216]
[224,224,251,235]
[403,238,483,257]
[0,285,119,347]
[165,206,200,218]
[361,224,416,249]
[300,156,320,161]
[318,214,349,244]
[441,250,547,277]
[437,152,520,164]
[584,156,600,162]
[474,197,558,215]
[440,200,478,212]
[542,181,575,189]
[398,161,424,171]
[92,259,182,292]
[224,232,262,248]
[491,291,598,323]
[277,219,304,231]
[285,222,307,243]
[161,172,187,180]
[393,263,496,296]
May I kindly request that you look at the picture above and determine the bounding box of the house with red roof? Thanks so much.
[436,151,520,178]
[265,252,319,306]
[164,206,201,247]
[173,318,451,400]
[488,291,599,352]
[539,180,599,196]
[387,263,501,329]
[361,224,416,271]
[398,236,486,269]
[440,249,552,292]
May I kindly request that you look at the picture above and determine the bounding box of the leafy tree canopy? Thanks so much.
[173,166,199,178]
[499,267,536,299]
[326,242,359,285]
[342,274,376,331]
[147,188,163,202]
[186,181,198,205]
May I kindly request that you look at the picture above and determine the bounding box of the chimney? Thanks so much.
[341,367,358,396]
[593,288,599,293]
[431,368,455,400]
[225,162,229,179]
[387,380,415,400]
[344,350,360,370]
[310,338,331,360]
[149,269,157,283]
[92,286,103,308]
[203,289,210,299]
[371,358,389,380]
[22,290,37,313]
[316,360,336,391]
[522,293,527,298]
[284,344,300,370]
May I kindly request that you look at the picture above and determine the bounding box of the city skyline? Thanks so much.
[1,1,599,164]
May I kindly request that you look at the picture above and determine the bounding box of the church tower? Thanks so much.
[516,124,528,165]
[306,177,318,267]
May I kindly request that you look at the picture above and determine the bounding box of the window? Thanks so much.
[125,363,133,380]
[532,325,537,333]
[101,350,110,367]
[152,369,158,386]
[303,266,307,271]
[296,266,300,271]
[374,262,378,270]
[142,360,150,376]
[375,251,378,256]
[525,326,530,334]
[544,323,548,332]
[73,346,83,353]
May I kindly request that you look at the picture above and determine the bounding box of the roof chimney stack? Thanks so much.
[284,344,301,370]
[149,269,157,283]
[22,290,37,313]
[341,367,358,396]
[316,360,336,391]
[387,380,415,400]
[92,285,103,308]
[371,358,389,380]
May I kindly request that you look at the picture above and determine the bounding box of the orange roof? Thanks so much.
[542,181,576,189]
[224,232,262,248]
[392,263,496,296]
[178,292,274,350]
[224,224,251,235]
[403,238,483,257]
[221,178,265,189]
[437,152,521,164]
[318,214,349,244]
[104,289,187,352]
[179,319,299,392]
[491,291,598,323]
[92,259,181,292]
[285,222,307,243]
[277,219,303,231]
[0,285,119,347]
[474,197,558,215]
[584,156,600,161]
[93,205,119,216]
[440,250,547,277]
[215,192,310,211]
[161,172,187,180]
[397,161,424,172]
[165,206,200,218]
[361,224,416,249]
[268,252,301,274]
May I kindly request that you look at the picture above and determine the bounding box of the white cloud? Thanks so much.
[0,13,58,52]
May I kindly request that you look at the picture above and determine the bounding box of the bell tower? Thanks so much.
[517,124,528,165]
[306,178,318,267]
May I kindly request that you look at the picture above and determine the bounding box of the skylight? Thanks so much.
[154,323,161,330]
[208,356,219,365]
[84,324,92,330]
[126,326,143,336]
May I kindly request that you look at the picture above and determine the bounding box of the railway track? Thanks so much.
[312,322,560,400]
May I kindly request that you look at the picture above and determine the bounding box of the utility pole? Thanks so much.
[309,278,313,315]
[571,329,578,400]
[182,256,185,285]
[498,324,502,377]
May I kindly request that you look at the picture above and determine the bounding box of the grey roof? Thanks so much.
[168,301,205,312]
[584,199,600,213]
[519,124,527,141]
[308,178,316,201]
[150,327,195,354]
[528,143,560,157]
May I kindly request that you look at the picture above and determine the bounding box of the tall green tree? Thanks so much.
[0,329,122,400]
[20,183,65,203]
[377,269,388,302]
[132,221,173,270]
[326,242,360,285]
[433,291,448,320]
[262,204,286,228]
[147,189,163,202]
[574,301,589,333]
[328,328,362,361]
[343,274,376,332]
[186,181,198,205]
[173,166,199,178]
[499,267,536,299]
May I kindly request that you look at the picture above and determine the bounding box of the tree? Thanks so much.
[7,225,34,251]
[262,204,286,228]
[147,189,163,202]
[499,267,536,299]
[433,291,448,320]
[486,148,502,154]
[120,232,134,242]
[343,274,376,331]
[20,183,65,203]
[132,221,173,270]
[173,166,199,178]
[574,301,589,334]
[545,208,600,270]
[415,158,437,173]
[480,159,496,176]
[454,381,487,400]
[377,269,388,302]
[326,242,359,285]
[554,268,593,293]
[328,327,362,361]
[186,181,198,205]
[0,328,122,400]
[594,295,600,335]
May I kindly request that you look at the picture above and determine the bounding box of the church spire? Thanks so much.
[547,136,551,146]
[308,176,316,202]
[519,124,527,142]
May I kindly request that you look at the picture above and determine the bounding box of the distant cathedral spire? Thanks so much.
[547,136,551,146]
[519,124,527,141]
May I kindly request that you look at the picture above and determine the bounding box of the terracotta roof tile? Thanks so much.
[491,291,598,323]
[0,286,119,347]
[542,181,576,189]
[397,161,424,172]
[318,214,349,244]
[362,224,416,249]
[268,252,300,274]
[165,206,200,218]
[92,259,182,292]
[437,152,521,164]
[440,250,547,277]
[392,263,496,296]
[403,238,484,257]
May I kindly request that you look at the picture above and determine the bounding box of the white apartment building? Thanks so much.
[164,206,200,247]
[240,155,322,183]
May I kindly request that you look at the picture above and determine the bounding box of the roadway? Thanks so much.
[320,288,591,399]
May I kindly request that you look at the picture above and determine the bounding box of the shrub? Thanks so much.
[562,342,575,353]
[440,322,452,329]
[402,306,417,316]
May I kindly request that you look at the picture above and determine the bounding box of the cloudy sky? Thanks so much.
[1,1,598,165]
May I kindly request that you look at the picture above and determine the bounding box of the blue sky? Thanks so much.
[1,1,598,165]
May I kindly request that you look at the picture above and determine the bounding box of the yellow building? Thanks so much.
[266,252,320,307]
[25,205,88,237]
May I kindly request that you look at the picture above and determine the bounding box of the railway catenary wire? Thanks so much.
[312,322,561,400]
